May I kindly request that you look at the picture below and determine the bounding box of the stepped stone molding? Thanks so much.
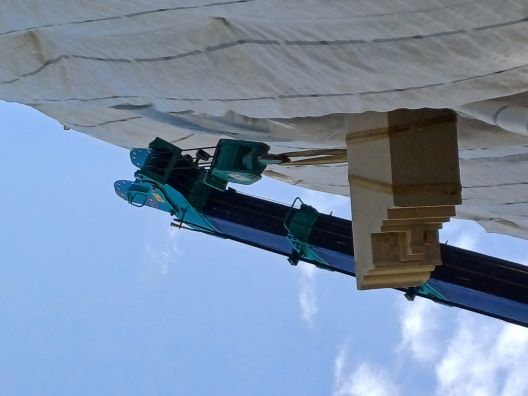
[346,109,461,290]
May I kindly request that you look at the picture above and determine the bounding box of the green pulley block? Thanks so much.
[205,139,270,190]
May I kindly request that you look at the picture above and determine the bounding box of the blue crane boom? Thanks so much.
[115,138,528,327]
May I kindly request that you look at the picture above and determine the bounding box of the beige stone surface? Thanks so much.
[347,109,461,289]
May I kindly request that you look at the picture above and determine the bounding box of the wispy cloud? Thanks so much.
[295,189,348,328]
[397,217,528,396]
[435,315,528,396]
[145,227,180,275]
[333,344,400,396]
[298,262,317,328]
[398,298,445,363]
[397,296,528,396]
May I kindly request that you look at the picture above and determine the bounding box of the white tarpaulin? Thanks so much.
[1,0,528,238]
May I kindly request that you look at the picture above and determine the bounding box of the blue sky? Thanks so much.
[1,101,527,396]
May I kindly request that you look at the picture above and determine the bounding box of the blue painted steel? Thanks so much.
[116,179,528,326]
[209,214,528,325]
[208,214,527,326]
[115,139,528,328]
[311,247,355,274]
[207,216,355,274]
[425,279,528,325]
[209,210,528,325]
[207,216,293,254]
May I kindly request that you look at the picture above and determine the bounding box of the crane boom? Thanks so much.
[115,138,528,327]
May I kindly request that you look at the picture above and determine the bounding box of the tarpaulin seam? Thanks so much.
[0,0,500,36]
[15,61,528,104]
[0,0,254,36]
[1,15,527,86]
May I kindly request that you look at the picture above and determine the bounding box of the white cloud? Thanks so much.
[435,316,501,396]
[293,188,349,328]
[333,306,528,396]
[332,344,400,396]
[295,189,348,328]
[145,227,181,275]
[298,262,317,328]
[398,298,446,363]
[434,314,528,396]
[430,219,528,395]
[333,343,348,386]
[397,290,528,396]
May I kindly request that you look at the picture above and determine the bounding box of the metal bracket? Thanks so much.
[284,197,326,267]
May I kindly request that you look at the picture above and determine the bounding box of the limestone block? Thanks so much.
[346,109,461,290]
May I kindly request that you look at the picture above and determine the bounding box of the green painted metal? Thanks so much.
[124,139,331,268]
[205,139,270,190]
[284,198,328,267]
[405,282,451,306]
[126,137,278,232]
[129,138,218,232]
[415,283,451,304]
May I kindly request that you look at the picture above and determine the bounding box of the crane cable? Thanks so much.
[265,148,348,166]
